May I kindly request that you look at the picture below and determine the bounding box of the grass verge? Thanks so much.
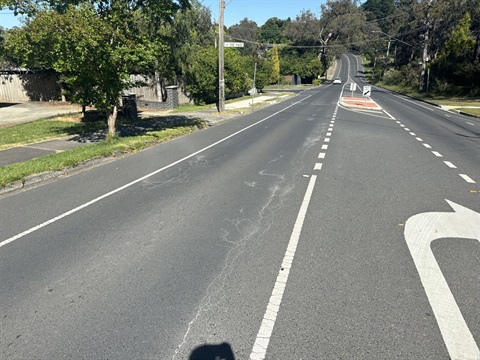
[0,121,206,189]
[0,116,105,150]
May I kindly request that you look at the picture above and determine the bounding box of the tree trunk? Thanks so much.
[419,26,430,92]
[107,104,118,137]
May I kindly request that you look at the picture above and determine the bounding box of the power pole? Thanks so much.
[218,0,225,112]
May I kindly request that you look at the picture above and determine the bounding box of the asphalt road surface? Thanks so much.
[1,54,479,360]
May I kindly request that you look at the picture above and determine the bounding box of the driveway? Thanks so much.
[0,102,82,127]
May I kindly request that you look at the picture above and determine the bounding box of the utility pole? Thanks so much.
[218,0,225,112]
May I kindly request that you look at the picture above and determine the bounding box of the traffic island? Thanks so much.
[340,96,382,111]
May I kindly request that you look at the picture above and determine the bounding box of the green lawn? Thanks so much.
[0,116,207,188]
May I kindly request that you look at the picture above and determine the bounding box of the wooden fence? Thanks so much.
[0,73,192,104]
[0,73,61,102]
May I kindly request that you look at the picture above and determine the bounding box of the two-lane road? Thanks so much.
[1,55,478,359]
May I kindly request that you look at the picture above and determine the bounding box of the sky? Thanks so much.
[1,0,327,29]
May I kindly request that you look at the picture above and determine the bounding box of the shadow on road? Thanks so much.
[189,342,235,360]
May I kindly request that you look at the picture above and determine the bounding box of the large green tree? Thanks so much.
[2,0,189,137]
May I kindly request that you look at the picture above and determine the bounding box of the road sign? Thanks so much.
[404,200,480,359]
[349,83,356,92]
[363,85,371,97]
[224,42,244,48]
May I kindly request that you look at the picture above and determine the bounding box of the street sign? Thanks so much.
[363,85,371,97]
[224,42,244,48]
[349,83,356,92]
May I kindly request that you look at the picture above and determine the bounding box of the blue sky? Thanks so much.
[1,0,326,29]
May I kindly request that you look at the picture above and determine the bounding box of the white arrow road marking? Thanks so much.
[404,200,480,360]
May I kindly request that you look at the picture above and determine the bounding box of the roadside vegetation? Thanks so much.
[0,0,479,188]
[0,116,206,188]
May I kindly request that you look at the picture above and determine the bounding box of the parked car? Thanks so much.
[333,77,342,84]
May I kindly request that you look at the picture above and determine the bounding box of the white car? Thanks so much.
[333,77,342,84]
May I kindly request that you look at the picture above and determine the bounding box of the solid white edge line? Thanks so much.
[444,161,457,169]
[383,109,396,120]
[459,174,476,184]
[250,175,317,360]
[0,95,313,250]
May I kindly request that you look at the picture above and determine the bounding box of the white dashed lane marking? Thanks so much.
[314,163,323,170]
[459,174,476,184]
[322,145,328,150]
[392,117,477,187]
[318,153,326,159]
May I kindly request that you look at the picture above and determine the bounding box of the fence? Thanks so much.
[0,72,191,107]
[0,73,61,102]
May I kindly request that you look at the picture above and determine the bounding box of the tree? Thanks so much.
[270,44,280,84]
[257,17,290,44]
[432,12,478,87]
[2,0,190,137]
[227,18,259,57]
[184,47,249,105]
[284,10,322,47]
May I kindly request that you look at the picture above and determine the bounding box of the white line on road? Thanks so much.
[324,138,330,143]
[467,122,475,126]
[321,145,328,150]
[0,95,314,250]
[444,161,457,169]
[423,143,432,149]
[404,201,480,360]
[415,137,423,142]
[314,163,323,170]
[318,153,326,159]
[326,132,332,136]
[383,110,396,120]
[432,151,443,157]
[459,174,476,183]
[405,128,411,131]
[409,132,416,136]
[250,175,318,360]
[400,124,405,127]
[328,128,333,131]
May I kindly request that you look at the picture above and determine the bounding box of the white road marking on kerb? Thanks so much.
[404,201,480,360]
[459,174,476,183]
[250,175,318,360]
[0,95,313,250]
[444,161,457,169]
